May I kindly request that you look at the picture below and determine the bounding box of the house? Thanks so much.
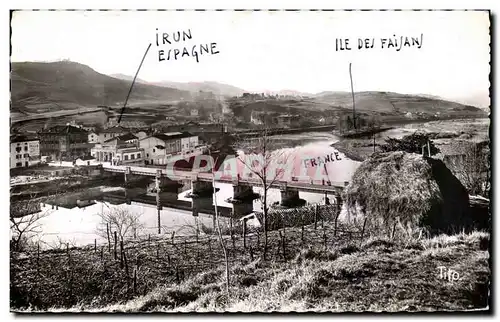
[88,131,99,144]
[98,125,129,143]
[38,125,90,161]
[135,131,148,140]
[139,132,197,165]
[75,155,98,166]
[190,109,199,117]
[91,136,144,165]
[250,111,265,125]
[276,114,300,127]
[10,135,40,169]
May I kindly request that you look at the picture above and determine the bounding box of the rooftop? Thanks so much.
[143,132,195,142]
[11,134,38,143]
[38,125,88,135]
[101,125,129,133]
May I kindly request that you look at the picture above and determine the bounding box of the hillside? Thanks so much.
[151,81,245,98]
[313,91,487,116]
[110,73,246,98]
[11,61,193,115]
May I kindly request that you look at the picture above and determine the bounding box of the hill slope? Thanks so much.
[11,61,193,114]
[313,91,487,116]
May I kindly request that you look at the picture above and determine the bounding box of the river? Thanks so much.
[12,118,489,248]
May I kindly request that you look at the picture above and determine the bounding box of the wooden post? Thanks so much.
[184,240,187,255]
[392,221,397,239]
[120,240,124,268]
[373,134,376,153]
[427,140,431,157]
[334,212,339,237]
[250,245,254,261]
[66,242,70,259]
[133,266,137,294]
[106,223,111,253]
[301,217,305,246]
[124,250,129,276]
[114,231,117,260]
[171,231,175,246]
[279,231,286,262]
[314,204,318,230]
[133,228,137,239]
[156,243,159,259]
[361,217,368,242]
[323,227,327,249]
[167,254,171,266]
[101,246,104,260]
[208,238,212,254]
[243,219,247,249]
[94,239,97,253]
[148,234,151,245]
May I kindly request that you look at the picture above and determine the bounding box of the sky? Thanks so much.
[11,10,490,106]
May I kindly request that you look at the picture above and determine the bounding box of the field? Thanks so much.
[10,207,490,312]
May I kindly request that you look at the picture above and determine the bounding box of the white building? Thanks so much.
[10,135,40,169]
[88,131,99,143]
[139,132,198,165]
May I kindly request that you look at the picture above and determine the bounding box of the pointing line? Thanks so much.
[118,42,152,124]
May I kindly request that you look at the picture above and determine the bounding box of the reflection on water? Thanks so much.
[21,181,338,249]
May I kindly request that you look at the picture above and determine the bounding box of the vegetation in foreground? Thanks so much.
[15,230,490,313]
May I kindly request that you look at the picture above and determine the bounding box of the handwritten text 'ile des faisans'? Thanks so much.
[336,33,424,52]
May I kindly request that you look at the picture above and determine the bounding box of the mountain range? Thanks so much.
[10,61,488,118]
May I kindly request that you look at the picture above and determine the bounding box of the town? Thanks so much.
[9,9,491,314]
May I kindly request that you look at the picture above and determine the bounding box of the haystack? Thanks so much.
[344,151,471,235]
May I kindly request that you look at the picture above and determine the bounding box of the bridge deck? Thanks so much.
[103,165,347,193]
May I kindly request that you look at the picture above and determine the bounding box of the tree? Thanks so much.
[237,126,290,260]
[380,132,440,156]
[96,207,144,241]
[445,140,490,197]
[10,199,52,252]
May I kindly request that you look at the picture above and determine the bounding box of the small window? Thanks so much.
[124,155,129,161]
[131,154,135,160]
[24,146,28,151]
[146,153,149,157]
[153,149,155,153]
[16,162,22,167]
[137,153,141,158]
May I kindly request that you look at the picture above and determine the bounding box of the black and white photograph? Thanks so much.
[9,9,491,313]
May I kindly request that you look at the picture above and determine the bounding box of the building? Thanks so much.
[88,131,99,144]
[38,125,90,161]
[97,125,129,143]
[276,114,300,127]
[250,111,265,125]
[75,155,98,166]
[10,135,40,169]
[190,109,199,117]
[139,132,199,165]
[91,135,144,165]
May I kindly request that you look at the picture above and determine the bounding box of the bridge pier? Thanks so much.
[231,184,256,219]
[191,180,214,197]
[280,187,306,208]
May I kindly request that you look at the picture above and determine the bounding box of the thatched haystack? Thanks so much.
[344,151,473,235]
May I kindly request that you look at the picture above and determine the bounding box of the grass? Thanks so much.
[17,230,490,313]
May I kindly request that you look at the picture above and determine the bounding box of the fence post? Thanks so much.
[120,240,124,268]
[243,219,247,249]
[106,223,111,253]
[314,204,318,230]
[171,231,176,247]
[101,246,104,260]
[323,227,327,250]
[133,266,137,294]
[361,217,368,242]
[148,234,151,245]
[114,231,117,260]
[124,250,129,276]
[334,211,340,237]
[184,240,187,255]
[208,238,212,254]
[167,254,171,266]
[250,245,254,261]
[94,239,97,253]
[392,221,397,239]
[279,231,286,262]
